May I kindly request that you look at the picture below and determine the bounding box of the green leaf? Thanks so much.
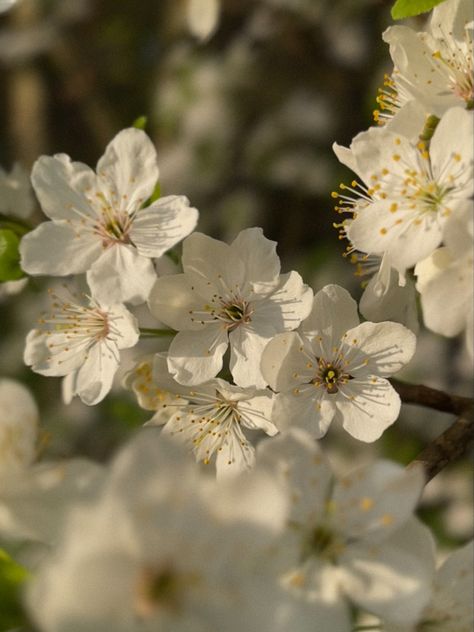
[391,0,446,19]
[0,548,30,629]
[132,115,148,130]
[0,229,25,282]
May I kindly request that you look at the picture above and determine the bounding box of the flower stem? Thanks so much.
[139,327,176,338]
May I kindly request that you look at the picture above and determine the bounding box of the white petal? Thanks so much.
[273,389,335,438]
[257,429,334,527]
[230,227,280,288]
[73,341,120,405]
[334,376,401,442]
[302,284,359,341]
[260,332,314,392]
[332,460,425,541]
[340,518,435,625]
[182,232,245,298]
[266,271,313,330]
[129,195,198,258]
[344,320,417,376]
[31,154,96,221]
[215,431,256,479]
[148,273,204,331]
[425,541,474,631]
[24,330,86,377]
[87,245,157,305]
[430,108,474,188]
[360,267,419,334]
[167,326,228,385]
[347,201,444,274]
[96,128,159,211]
[106,303,139,350]
[20,221,103,276]
[237,393,277,436]
[229,327,271,388]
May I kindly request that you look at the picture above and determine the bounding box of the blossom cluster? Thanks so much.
[0,0,472,630]
[332,0,473,357]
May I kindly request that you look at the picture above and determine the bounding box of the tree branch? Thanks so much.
[407,405,474,482]
[389,378,473,416]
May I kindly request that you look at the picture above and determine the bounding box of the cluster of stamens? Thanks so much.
[188,278,254,332]
[38,289,117,362]
[311,358,352,395]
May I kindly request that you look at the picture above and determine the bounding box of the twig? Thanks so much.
[407,405,474,482]
[389,378,473,416]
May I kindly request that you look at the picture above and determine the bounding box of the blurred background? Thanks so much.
[0,0,471,545]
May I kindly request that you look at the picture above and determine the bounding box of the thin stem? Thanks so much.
[139,327,176,338]
[389,378,473,416]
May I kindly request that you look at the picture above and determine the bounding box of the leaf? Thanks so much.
[391,0,447,19]
[0,548,29,630]
[0,229,25,282]
[132,115,147,130]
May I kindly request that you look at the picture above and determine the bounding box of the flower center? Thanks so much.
[217,298,253,330]
[301,525,344,563]
[135,565,193,618]
[92,192,134,247]
[311,359,352,394]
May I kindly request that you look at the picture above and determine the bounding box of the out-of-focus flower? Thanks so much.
[148,353,277,477]
[0,378,38,481]
[258,429,436,627]
[261,285,416,442]
[187,0,220,41]
[149,227,312,388]
[20,128,198,305]
[24,285,139,405]
[383,541,473,632]
[25,431,314,632]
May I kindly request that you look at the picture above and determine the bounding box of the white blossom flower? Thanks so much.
[20,128,198,304]
[415,200,473,357]
[24,285,139,405]
[26,431,311,632]
[258,429,436,627]
[147,353,277,477]
[0,378,38,481]
[148,227,313,388]
[123,355,185,425]
[333,107,474,277]
[383,541,473,632]
[382,0,474,118]
[261,285,416,442]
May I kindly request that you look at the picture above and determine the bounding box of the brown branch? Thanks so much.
[389,378,473,416]
[407,406,474,482]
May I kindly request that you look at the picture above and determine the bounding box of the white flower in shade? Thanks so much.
[384,541,473,632]
[148,353,277,477]
[349,252,419,333]
[383,0,474,118]
[123,355,186,426]
[20,128,198,305]
[258,429,436,627]
[24,286,139,405]
[26,431,313,632]
[333,107,474,277]
[261,285,416,442]
[0,379,38,481]
[148,227,313,388]
[415,200,473,357]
